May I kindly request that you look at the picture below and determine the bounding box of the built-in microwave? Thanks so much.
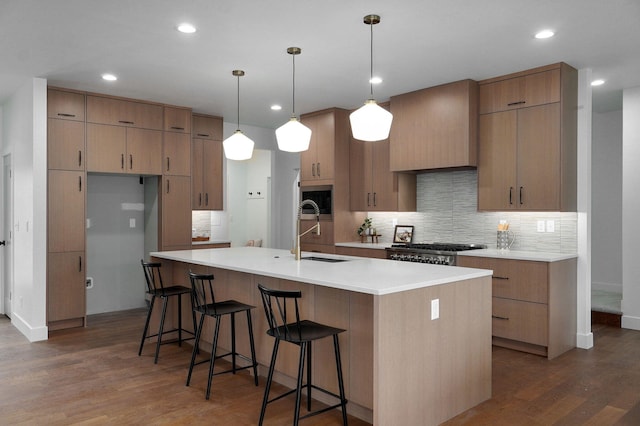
[300,185,332,219]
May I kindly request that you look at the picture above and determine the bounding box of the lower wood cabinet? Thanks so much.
[159,175,192,251]
[47,251,85,329]
[457,255,576,359]
[335,246,387,259]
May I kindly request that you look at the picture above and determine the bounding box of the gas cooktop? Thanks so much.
[389,242,487,252]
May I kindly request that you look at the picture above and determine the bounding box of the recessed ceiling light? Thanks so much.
[591,79,605,86]
[177,23,196,34]
[534,29,555,39]
[102,73,117,81]
[370,76,383,84]
[270,104,282,111]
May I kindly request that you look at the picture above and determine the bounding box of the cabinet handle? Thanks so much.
[198,193,202,206]
[170,126,184,130]
[507,101,526,106]
[493,276,509,280]
[373,192,377,207]
[317,162,320,176]
[367,193,371,207]
[57,113,76,118]
[519,186,523,205]
[118,120,134,125]
[166,179,170,193]
[78,175,82,192]
[166,157,170,172]
[129,154,133,170]
[492,315,509,320]
[121,154,124,170]
[79,255,83,272]
[509,187,513,205]
[312,163,316,177]
[196,133,210,137]
[78,150,82,167]
[205,193,209,206]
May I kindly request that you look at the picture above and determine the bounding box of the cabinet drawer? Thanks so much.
[164,106,192,133]
[458,256,548,303]
[299,220,334,245]
[87,95,163,130]
[192,114,223,140]
[479,68,560,114]
[492,297,548,346]
[48,89,85,121]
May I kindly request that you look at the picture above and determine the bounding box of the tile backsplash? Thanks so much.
[368,170,577,253]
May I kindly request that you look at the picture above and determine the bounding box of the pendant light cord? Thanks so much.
[236,74,240,130]
[292,52,296,116]
[369,19,374,98]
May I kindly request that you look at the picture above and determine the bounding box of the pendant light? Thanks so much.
[276,47,312,152]
[349,14,393,142]
[223,70,255,160]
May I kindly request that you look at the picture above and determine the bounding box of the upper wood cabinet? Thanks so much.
[86,95,163,130]
[164,106,192,134]
[300,108,349,185]
[47,118,85,171]
[389,79,478,171]
[86,123,163,175]
[159,175,192,250]
[479,68,561,114]
[48,89,85,121]
[192,114,223,140]
[350,132,416,212]
[163,132,191,176]
[477,63,577,211]
[48,170,86,253]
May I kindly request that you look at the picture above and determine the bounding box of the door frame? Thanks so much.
[2,154,13,317]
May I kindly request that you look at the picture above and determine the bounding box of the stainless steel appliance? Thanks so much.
[385,243,486,265]
[300,185,332,219]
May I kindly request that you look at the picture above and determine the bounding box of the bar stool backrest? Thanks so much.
[257,284,303,341]
[141,260,165,294]
[189,272,217,314]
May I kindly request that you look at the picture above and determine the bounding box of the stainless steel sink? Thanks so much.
[301,256,349,263]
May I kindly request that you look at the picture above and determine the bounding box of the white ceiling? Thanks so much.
[1,0,639,128]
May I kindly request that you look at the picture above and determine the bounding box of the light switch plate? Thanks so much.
[431,299,439,320]
[546,220,555,233]
[537,220,546,232]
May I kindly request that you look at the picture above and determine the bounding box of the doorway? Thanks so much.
[2,154,13,317]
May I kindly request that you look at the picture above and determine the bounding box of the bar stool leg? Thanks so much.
[246,310,259,386]
[177,294,183,346]
[294,341,307,426]
[186,314,205,386]
[206,317,222,400]
[334,335,348,426]
[230,313,236,373]
[306,342,312,411]
[154,296,169,364]
[259,339,280,426]
[138,295,156,356]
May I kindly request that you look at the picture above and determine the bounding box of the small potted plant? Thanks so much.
[357,218,373,238]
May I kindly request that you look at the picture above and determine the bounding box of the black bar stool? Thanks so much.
[257,284,348,425]
[186,271,259,400]
[138,260,197,364]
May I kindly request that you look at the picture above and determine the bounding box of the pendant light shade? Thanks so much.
[349,14,393,142]
[276,47,312,153]
[223,70,254,161]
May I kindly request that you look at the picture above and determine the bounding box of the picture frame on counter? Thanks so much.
[393,225,414,243]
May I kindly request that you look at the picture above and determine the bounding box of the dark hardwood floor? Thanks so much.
[2,310,640,425]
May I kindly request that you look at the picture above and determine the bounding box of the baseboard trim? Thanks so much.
[576,332,593,349]
[622,315,640,331]
[11,312,48,342]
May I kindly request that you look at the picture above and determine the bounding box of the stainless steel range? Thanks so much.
[385,243,487,265]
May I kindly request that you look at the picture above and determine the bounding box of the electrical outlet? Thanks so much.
[129,218,136,228]
[391,218,398,227]
[537,220,546,232]
[546,220,555,233]
[431,299,439,320]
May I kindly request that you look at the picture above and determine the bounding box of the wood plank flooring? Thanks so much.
[2,310,640,425]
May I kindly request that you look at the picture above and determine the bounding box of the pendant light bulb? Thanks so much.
[350,14,393,142]
[223,70,254,160]
[276,47,312,153]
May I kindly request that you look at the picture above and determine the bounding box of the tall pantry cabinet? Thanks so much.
[47,88,87,330]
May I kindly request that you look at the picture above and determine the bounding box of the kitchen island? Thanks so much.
[150,247,493,425]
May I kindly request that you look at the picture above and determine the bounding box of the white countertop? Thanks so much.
[150,247,492,296]
[458,248,578,262]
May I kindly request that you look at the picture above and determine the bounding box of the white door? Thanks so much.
[2,154,13,317]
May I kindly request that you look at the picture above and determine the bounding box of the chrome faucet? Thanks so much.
[293,199,321,260]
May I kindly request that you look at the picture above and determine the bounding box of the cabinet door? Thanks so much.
[126,128,163,175]
[48,119,85,171]
[161,176,192,250]
[48,89,85,121]
[517,103,561,210]
[192,138,204,209]
[300,115,318,182]
[202,139,223,210]
[371,139,396,211]
[163,132,191,176]
[48,170,85,252]
[314,112,335,180]
[192,114,223,140]
[87,96,162,129]
[86,123,126,172]
[477,111,518,211]
[349,137,372,211]
[164,106,191,133]
[47,251,86,322]
[479,69,560,114]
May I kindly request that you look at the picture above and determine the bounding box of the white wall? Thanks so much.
[1,78,48,341]
[591,110,623,292]
[622,86,640,329]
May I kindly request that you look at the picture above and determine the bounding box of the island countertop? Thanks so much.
[150,246,492,296]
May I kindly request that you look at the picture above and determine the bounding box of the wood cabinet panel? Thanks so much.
[164,106,191,133]
[299,220,334,246]
[192,114,222,140]
[126,128,163,175]
[160,175,192,250]
[48,170,85,253]
[479,68,560,114]
[86,123,126,172]
[163,132,191,176]
[492,297,548,346]
[48,89,85,121]
[389,79,478,171]
[48,119,85,171]
[300,110,337,183]
[192,138,223,210]
[47,251,86,323]
[86,95,163,130]
[335,246,387,259]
